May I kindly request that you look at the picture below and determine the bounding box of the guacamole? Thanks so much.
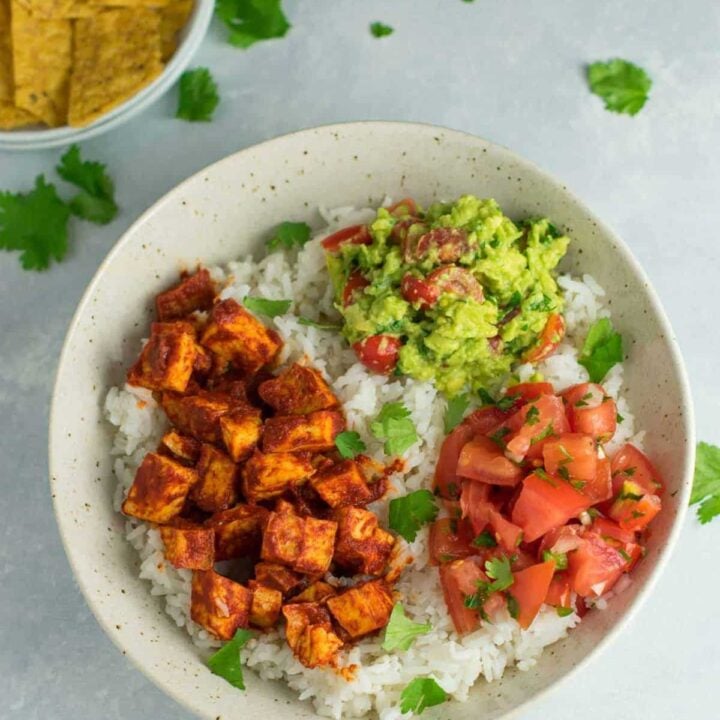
[324,195,569,396]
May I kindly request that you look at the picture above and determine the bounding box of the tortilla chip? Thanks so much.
[68,7,163,127]
[0,0,36,127]
[159,0,193,60]
[15,0,94,18]
[90,0,171,6]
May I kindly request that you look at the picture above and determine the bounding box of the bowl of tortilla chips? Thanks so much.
[0,0,214,150]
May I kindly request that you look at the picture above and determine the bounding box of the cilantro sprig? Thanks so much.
[371,402,418,456]
[444,393,470,433]
[399,677,447,715]
[267,220,311,251]
[388,489,438,542]
[381,603,431,651]
[243,296,292,317]
[690,441,720,524]
[298,316,341,330]
[578,318,624,383]
[464,555,514,609]
[216,0,291,48]
[335,430,366,459]
[207,628,253,690]
[176,67,220,122]
[587,59,652,116]
[370,21,393,38]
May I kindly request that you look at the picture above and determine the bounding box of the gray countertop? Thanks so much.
[1,1,718,718]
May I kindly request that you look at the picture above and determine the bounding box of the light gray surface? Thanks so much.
[0,1,718,719]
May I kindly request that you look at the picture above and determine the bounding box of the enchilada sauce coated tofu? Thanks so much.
[262,410,345,453]
[242,450,315,502]
[190,570,252,640]
[311,459,372,508]
[190,444,238,513]
[122,452,197,523]
[159,522,214,570]
[155,269,216,321]
[220,406,263,462]
[326,580,395,640]
[334,506,396,576]
[201,298,281,374]
[160,430,201,465]
[160,390,233,444]
[289,580,337,604]
[282,602,344,668]
[248,580,283,628]
[258,363,339,415]
[204,504,269,561]
[127,321,198,393]
[254,562,303,597]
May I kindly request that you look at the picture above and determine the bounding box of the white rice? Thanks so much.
[104,205,645,719]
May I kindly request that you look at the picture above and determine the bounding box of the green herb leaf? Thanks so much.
[243,296,292,317]
[690,442,720,524]
[525,405,540,426]
[587,59,652,116]
[388,489,438,542]
[485,555,514,592]
[176,67,220,122]
[371,401,418,456]
[56,145,118,225]
[578,318,624,383]
[335,431,366,459]
[542,549,568,570]
[444,393,470,433]
[370,21,393,38]
[267,220,311,251]
[207,628,253,690]
[297,316,341,330]
[399,677,447,715]
[472,530,497,548]
[506,594,519,619]
[381,603,432,651]
[0,175,71,270]
[556,606,574,617]
[215,0,291,48]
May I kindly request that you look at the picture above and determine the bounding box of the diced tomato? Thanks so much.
[545,571,572,608]
[510,560,556,629]
[483,591,508,620]
[405,227,469,263]
[505,382,555,406]
[428,517,475,565]
[511,471,592,543]
[387,198,418,216]
[463,406,510,435]
[581,455,613,504]
[459,480,491,533]
[342,270,370,306]
[542,433,598,484]
[502,395,570,462]
[321,224,372,252]
[592,517,635,544]
[608,481,661,532]
[439,557,488,634]
[567,532,627,597]
[457,436,524,486]
[610,443,664,497]
[538,524,583,556]
[434,424,475,500]
[489,509,524,552]
[400,273,440,310]
[352,335,402,374]
[562,383,617,443]
[523,313,565,363]
[426,266,484,303]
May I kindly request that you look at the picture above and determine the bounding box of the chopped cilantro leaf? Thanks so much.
[571,479,586,490]
[489,426,511,449]
[578,318,624,383]
[557,466,570,481]
[444,393,470,433]
[525,405,540,426]
[381,603,432,651]
[371,401,418,456]
[176,67,220,122]
[619,482,644,501]
[535,468,558,487]
[243,296,292,317]
[556,606,574,617]
[0,175,71,270]
[506,594,519,619]
[297,316,341,330]
[616,412,625,423]
[215,0,291,48]
[690,441,720,524]
[617,548,631,562]
[267,220,311,251]
[56,145,118,225]
[335,430,366,459]
[587,59,652,116]
[388,489,438,542]
[485,555,514,591]
[530,423,556,445]
[542,550,568,570]
[472,530,497,548]
[399,677,447,715]
[370,21,393,38]
[207,628,253,690]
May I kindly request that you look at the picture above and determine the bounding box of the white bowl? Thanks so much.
[0,0,214,151]
[49,122,695,720]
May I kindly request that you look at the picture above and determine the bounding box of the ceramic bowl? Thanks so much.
[49,122,695,720]
[0,0,214,151]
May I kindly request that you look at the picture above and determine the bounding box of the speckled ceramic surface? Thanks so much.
[49,122,694,720]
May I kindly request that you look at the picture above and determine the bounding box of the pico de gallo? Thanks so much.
[429,380,662,632]
[322,196,570,395]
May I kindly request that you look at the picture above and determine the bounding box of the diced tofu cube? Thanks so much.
[334,507,395,576]
[200,298,281,374]
[205,504,268,560]
[326,579,394,640]
[220,406,262,462]
[242,450,315,502]
[122,452,197,523]
[193,345,213,375]
[282,603,343,668]
[160,391,233,444]
[159,522,214,570]
[262,410,345,453]
[190,570,251,640]
[311,460,372,508]
[155,268,216,321]
[254,562,302,596]
[127,322,197,393]
[258,363,338,415]
[260,512,305,566]
[294,517,337,575]
[248,580,283,628]
[274,498,298,515]
[160,430,201,464]
[290,581,337,604]
[191,445,238,513]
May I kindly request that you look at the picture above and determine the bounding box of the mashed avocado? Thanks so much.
[326,195,569,395]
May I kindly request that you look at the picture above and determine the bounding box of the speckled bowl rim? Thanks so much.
[49,121,695,720]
